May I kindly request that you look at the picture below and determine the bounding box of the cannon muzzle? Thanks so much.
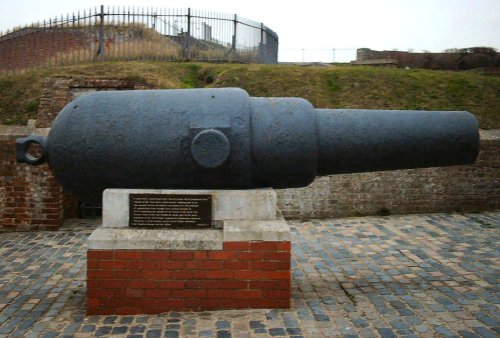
[315,108,478,175]
[16,88,479,203]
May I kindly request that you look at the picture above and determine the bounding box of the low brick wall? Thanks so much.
[87,241,291,315]
[277,131,500,219]
[0,124,74,231]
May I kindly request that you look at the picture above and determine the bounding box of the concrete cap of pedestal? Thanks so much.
[102,189,278,229]
[89,188,290,250]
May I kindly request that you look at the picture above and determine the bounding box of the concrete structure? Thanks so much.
[351,59,398,67]
[86,189,291,314]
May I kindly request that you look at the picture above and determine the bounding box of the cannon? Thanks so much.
[16,88,479,203]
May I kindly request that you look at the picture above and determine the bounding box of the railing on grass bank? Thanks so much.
[0,5,279,74]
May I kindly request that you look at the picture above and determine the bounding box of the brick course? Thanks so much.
[86,241,291,315]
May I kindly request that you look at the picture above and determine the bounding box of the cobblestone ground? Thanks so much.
[0,212,498,338]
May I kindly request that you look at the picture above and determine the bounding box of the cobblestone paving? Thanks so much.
[0,212,498,337]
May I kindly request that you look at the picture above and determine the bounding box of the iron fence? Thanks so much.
[280,48,357,63]
[0,5,279,74]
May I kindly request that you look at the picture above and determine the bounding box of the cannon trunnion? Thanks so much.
[16,88,479,203]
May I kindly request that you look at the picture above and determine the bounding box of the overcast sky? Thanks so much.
[1,0,499,62]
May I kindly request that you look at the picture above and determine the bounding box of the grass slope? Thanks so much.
[0,62,498,128]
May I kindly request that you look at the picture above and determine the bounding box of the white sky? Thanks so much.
[1,0,499,62]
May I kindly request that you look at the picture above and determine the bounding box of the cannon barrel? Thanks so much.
[16,88,479,203]
[315,108,479,175]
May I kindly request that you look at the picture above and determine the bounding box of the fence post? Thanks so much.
[98,5,105,61]
[259,23,264,63]
[231,14,237,59]
[48,19,52,67]
[185,8,191,60]
[0,30,2,75]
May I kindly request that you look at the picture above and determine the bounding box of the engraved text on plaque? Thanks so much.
[129,194,212,229]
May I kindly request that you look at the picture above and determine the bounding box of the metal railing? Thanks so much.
[280,48,357,63]
[0,5,279,74]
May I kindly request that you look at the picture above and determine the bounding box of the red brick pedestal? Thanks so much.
[86,189,292,315]
[87,241,291,315]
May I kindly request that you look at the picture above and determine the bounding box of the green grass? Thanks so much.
[0,62,499,128]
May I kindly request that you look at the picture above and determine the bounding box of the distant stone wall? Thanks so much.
[356,48,500,70]
[277,131,500,219]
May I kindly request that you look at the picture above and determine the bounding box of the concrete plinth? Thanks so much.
[87,189,291,315]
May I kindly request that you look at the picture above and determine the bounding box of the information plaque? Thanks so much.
[129,194,212,229]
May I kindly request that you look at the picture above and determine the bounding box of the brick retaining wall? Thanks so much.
[0,124,69,231]
[0,29,85,71]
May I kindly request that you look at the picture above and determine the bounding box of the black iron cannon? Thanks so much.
[16,88,479,203]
